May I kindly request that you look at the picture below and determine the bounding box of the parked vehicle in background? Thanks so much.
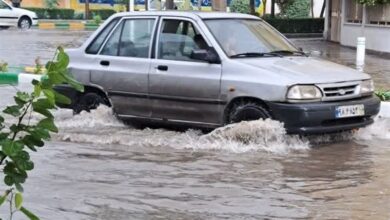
[55,11,381,134]
[0,0,37,29]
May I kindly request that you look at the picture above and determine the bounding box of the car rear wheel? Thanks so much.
[18,17,31,30]
[228,101,271,124]
[73,92,106,114]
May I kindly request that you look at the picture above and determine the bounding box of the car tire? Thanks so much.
[73,93,106,114]
[18,17,31,30]
[228,101,271,124]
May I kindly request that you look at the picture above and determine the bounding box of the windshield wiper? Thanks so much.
[230,52,283,58]
[269,50,308,57]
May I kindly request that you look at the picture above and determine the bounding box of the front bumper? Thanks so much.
[267,96,381,134]
[32,18,38,26]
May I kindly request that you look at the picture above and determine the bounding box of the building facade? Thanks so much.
[324,0,390,53]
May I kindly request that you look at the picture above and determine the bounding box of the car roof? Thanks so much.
[114,11,260,20]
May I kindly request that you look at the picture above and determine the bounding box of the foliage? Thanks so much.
[265,18,324,33]
[355,0,390,5]
[277,0,310,18]
[0,61,8,72]
[22,8,75,19]
[89,9,117,20]
[0,47,84,219]
[93,15,102,26]
[229,0,251,14]
[43,0,58,9]
[375,90,390,101]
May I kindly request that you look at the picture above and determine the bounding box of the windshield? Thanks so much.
[205,19,298,57]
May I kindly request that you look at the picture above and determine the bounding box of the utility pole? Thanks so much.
[85,0,90,20]
[249,0,255,15]
[166,0,174,9]
[271,0,275,17]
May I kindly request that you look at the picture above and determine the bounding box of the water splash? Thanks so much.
[354,116,390,140]
[52,106,309,154]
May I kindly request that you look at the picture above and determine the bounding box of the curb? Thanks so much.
[0,72,44,85]
[380,102,390,118]
[37,22,100,31]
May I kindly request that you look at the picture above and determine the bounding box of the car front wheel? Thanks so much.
[228,101,271,124]
[18,17,31,30]
[73,93,107,114]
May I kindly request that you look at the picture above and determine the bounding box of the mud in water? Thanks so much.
[1,85,390,220]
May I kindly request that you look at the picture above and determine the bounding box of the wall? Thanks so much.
[340,25,390,53]
[339,1,390,53]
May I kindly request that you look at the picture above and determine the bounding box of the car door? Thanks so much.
[149,17,223,125]
[89,16,157,118]
[0,1,15,26]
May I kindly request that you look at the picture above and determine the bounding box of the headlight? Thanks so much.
[360,80,374,95]
[287,85,322,101]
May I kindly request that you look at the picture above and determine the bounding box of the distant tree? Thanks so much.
[230,0,250,14]
[276,0,310,18]
[44,0,58,9]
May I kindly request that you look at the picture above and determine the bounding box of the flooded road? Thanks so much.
[1,29,390,219]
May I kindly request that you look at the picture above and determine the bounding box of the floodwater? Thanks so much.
[1,29,390,219]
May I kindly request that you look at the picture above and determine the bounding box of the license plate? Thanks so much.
[335,105,365,118]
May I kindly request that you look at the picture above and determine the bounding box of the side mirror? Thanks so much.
[191,48,221,64]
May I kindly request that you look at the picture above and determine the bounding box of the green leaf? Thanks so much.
[33,108,53,119]
[3,105,21,117]
[37,118,58,133]
[2,139,24,157]
[53,90,71,105]
[4,176,14,186]
[20,206,40,220]
[34,84,42,98]
[0,115,4,124]
[15,183,24,193]
[15,193,23,210]
[32,98,55,110]
[22,135,44,149]
[47,71,66,84]
[43,89,55,105]
[29,128,51,140]
[0,190,10,206]
[59,71,84,92]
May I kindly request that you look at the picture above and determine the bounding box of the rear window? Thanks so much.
[86,17,120,54]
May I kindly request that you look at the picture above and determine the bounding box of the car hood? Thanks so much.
[237,56,371,84]
[12,7,36,17]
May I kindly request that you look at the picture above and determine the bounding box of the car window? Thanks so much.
[100,18,155,58]
[0,1,10,9]
[86,18,120,55]
[101,21,124,56]
[158,19,208,62]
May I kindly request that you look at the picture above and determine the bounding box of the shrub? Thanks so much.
[229,0,250,14]
[93,15,102,25]
[375,90,390,101]
[23,7,75,19]
[264,18,324,33]
[277,0,310,18]
[89,9,117,20]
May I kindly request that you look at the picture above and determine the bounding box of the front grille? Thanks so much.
[317,81,360,101]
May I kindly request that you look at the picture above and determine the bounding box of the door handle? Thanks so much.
[100,60,110,66]
[157,65,168,71]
